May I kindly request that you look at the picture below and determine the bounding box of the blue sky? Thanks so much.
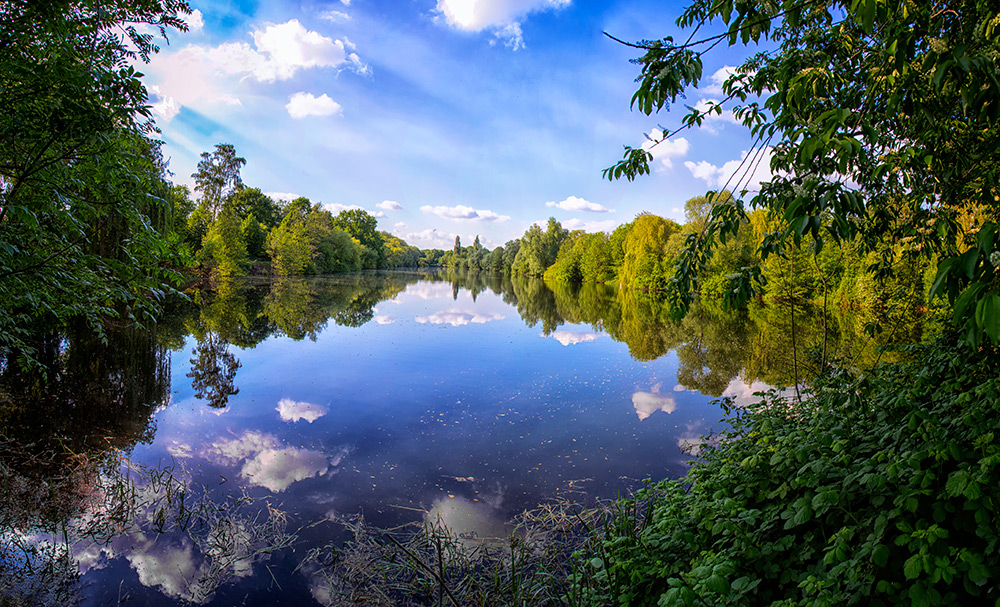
[144,0,770,249]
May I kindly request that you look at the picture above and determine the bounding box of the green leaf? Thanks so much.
[975,294,1000,344]
[903,554,922,579]
[872,544,889,567]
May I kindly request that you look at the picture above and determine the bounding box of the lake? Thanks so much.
[0,270,903,605]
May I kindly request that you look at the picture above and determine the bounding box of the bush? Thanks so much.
[578,335,1000,606]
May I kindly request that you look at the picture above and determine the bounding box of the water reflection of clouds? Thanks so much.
[547,330,600,346]
[208,431,345,492]
[373,315,396,325]
[415,310,505,326]
[276,398,327,423]
[426,496,509,545]
[632,391,677,420]
[397,282,455,302]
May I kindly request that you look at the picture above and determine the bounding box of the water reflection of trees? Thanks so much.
[426,269,923,393]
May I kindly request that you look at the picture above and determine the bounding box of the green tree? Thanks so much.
[231,188,281,229]
[619,214,680,291]
[606,0,1000,345]
[192,143,246,222]
[513,218,568,276]
[0,1,191,365]
[200,201,248,278]
[334,209,385,267]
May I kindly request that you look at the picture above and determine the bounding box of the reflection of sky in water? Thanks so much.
[89,274,744,605]
[548,330,600,346]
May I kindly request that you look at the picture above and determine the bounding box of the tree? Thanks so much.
[193,143,245,222]
[606,0,1000,345]
[454,235,462,254]
[0,1,191,365]
[334,209,385,267]
[230,188,281,229]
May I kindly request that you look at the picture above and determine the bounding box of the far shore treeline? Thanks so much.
[177,143,945,330]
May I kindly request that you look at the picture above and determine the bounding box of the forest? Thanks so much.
[2,0,1000,606]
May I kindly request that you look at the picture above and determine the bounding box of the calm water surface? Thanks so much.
[3,270,854,605]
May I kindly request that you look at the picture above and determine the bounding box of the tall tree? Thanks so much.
[192,143,245,222]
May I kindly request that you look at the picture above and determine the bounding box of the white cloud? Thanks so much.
[545,195,612,213]
[374,315,396,325]
[642,132,690,170]
[403,228,458,249]
[560,218,618,233]
[320,10,351,22]
[145,20,367,117]
[322,202,364,214]
[548,331,599,346]
[377,200,403,211]
[267,191,300,202]
[187,9,204,32]
[684,146,775,191]
[492,22,525,50]
[691,98,742,133]
[420,204,510,222]
[416,310,505,326]
[701,65,737,96]
[276,398,327,423]
[286,92,342,119]
[436,0,570,31]
[148,85,181,122]
[632,391,677,420]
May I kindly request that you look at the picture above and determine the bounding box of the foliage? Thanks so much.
[619,214,681,291]
[0,0,191,365]
[334,208,385,266]
[605,0,1000,345]
[577,335,1000,606]
[513,218,569,276]
[192,143,245,222]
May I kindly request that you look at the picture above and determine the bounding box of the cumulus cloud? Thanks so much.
[436,0,569,31]
[145,20,367,116]
[147,85,181,122]
[286,92,342,118]
[267,191,300,202]
[684,146,775,191]
[420,204,510,222]
[403,228,459,249]
[642,131,690,170]
[322,202,364,214]
[377,200,403,211]
[374,315,396,325]
[276,398,327,423]
[186,9,204,32]
[632,391,677,420]
[435,0,570,50]
[690,98,743,133]
[416,310,505,326]
[548,331,599,346]
[701,65,737,96]
[545,195,612,213]
[560,217,618,233]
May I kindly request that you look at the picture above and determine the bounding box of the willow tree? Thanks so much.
[606,0,1000,345]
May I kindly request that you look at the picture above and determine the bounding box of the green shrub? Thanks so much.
[578,335,1000,606]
